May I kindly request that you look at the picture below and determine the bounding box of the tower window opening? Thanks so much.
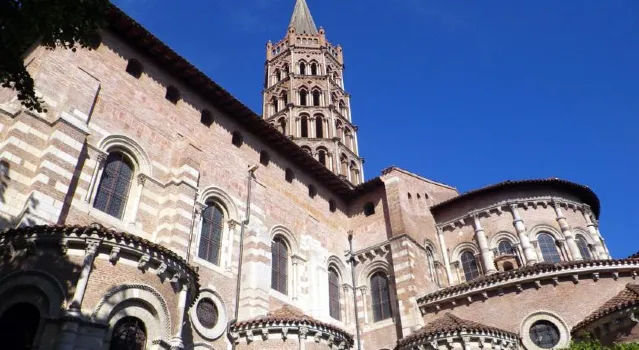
[299,62,306,75]
[277,117,286,134]
[301,116,309,138]
[281,91,288,106]
[312,90,321,106]
[315,117,324,138]
[318,149,327,166]
[300,90,308,106]
[311,62,318,75]
[275,69,281,82]
[271,96,279,114]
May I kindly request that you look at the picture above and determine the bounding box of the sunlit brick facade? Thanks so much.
[0,1,634,349]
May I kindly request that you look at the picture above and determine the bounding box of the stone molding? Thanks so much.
[396,330,519,350]
[437,197,591,231]
[230,321,352,349]
[417,259,639,311]
[0,224,200,303]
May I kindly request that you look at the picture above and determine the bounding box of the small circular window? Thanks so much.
[530,320,560,348]
[196,298,218,329]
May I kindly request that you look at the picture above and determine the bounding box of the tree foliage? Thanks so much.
[563,338,639,350]
[0,0,109,112]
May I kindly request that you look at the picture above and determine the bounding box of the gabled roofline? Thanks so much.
[381,166,458,191]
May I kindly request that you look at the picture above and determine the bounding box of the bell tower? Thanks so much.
[262,0,364,185]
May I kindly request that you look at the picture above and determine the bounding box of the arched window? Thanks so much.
[283,64,289,76]
[315,116,324,138]
[198,203,224,265]
[301,116,309,137]
[275,69,281,82]
[299,62,307,75]
[311,62,318,75]
[328,267,341,320]
[344,128,353,149]
[339,100,348,118]
[336,121,344,141]
[94,152,134,219]
[300,89,308,106]
[497,240,514,256]
[426,247,438,285]
[318,149,327,166]
[340,154,348,176]
[576,235,592,260]
[460,251,480,281]
[271,96,279,114]
[0,303,40,349]
[538,233,562,263]
[370,272,392,322]
[277,117,286,134]
[312,90,321,106]
[110,317,146,350]
[271,237,289,294]
[281,91,288,106]
[350,162,359,184]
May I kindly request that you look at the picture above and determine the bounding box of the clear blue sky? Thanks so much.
[112,0,638,258]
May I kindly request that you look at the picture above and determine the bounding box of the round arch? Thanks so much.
[451,242,480,263]
[528,224,564,243]
[327,255,347,281]
[269,225,300,257]
[97,134,152,176]
[357,259,390,287]
[199,186,239,223]
[92,284,171,342]
[0,270,66,319]
[488,231,520,250]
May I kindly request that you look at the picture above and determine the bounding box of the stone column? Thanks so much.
[436,228,454,285]
[69,239,100,313]
[291,255,303,301]
[128,174,147,225]
[583,207,608,258]
[359,286,368,324]
[310,117,316,138]
[342,284,351,325]
[552,200,582,261]
[170,280,189,349]
[84,153,106,203]
[56,239,101,350]
[472,215,497,274]
[509,204,538,265]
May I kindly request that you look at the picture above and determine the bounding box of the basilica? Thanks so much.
[0,1,636,349]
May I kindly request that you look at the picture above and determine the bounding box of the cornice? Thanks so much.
[396,330,519,350]
[436,197,590,230]
[230,320,352,349]
[416,259,638,312]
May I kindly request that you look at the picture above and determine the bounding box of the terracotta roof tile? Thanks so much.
[572,284,639,332]
[396,313,517,349]
[231,305,353,342]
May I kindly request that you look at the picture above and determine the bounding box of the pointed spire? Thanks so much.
[289,0,318,35]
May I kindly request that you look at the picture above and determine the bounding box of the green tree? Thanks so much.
[0,0,109,112]
[563,337,639,350]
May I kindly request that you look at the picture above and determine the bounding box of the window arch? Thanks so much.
[277,117,286,134]
[328,267,341,320]
[274,68,281,82]
[425,246,440,286]
[315,115,324,138]
[271,96,279,114]
[312,89,321,106]
[370,272,392,322]
[310,62,318,75]
[538,233,562,263]
[576,235,592,260]
[339,100,348,118]
[300,116,309,138]
[299,89,308,106]
[460,251,480,281]
[317,148,328,166]
[283,64,289,77]
[299,61,307,75]
[350,161,359,185]
[497,240,515,256]
[94,152,134,219]
[110,316,147,350]
[340,153,348,176]
[280,90,288,106]
[271,236,289,295]
[198,203,225,266]
[0,302,40,349]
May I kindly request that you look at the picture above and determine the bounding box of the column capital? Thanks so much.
[96,152,108,164]
[85,239,101,255]
[137,173,148,186]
